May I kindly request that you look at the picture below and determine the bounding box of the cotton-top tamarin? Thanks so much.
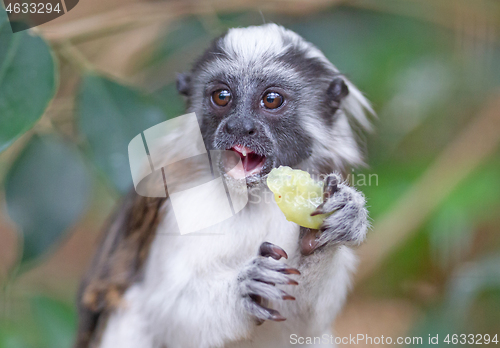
[75,23,373,348]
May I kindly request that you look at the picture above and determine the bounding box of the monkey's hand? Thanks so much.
[237,242,300,324]
[300,173,368,255]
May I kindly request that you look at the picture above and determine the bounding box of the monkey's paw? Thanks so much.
[300,173,369,255]
[237,242,300,323]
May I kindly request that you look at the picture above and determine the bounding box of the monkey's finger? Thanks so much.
[255,279,276,286]
[253,272,299,286]
[311,174,343,216]
[280,290,296,301]
[317,183,358,217]
[259,242,288,260]
[249,258,301,278]
[253,296,267,326]
[250,301,286,322]
[246,295,285,322]
[311,204,343,216]
[323,174,340,201]
[265,307,287,322]
[279,267,301,275]
[299,228,325,256]
[310,202,326,216]
[318,203,364,244]
[311,187,351,216]
[246,281,289,301]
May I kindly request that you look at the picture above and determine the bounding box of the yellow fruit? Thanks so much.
[266,166,327,229]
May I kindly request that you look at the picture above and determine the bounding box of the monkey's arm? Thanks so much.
[299,173,369,255]
[74,192,166,348]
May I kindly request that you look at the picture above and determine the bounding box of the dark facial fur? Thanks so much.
[176,24,364,185]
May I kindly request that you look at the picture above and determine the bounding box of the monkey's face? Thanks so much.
[177,25,351,186]
[201,73,317,184]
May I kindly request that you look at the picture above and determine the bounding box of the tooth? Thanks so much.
[242,148,247,156]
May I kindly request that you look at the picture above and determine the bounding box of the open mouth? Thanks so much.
[225,144,266,179]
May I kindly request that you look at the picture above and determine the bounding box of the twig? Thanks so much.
[37,0,342,43]
[54,40,94,72]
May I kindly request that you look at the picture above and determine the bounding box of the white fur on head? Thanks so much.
[222,23,328,64]
[190,23,374,174]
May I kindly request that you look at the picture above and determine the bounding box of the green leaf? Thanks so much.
[289,6,454,104]
[444,255,500,327]
[4,135,91,265]
[152,82,186,118]
[146,17,207,69]
[0,320,29,348]
[428,205,473,270]
[31,296,76,348]
[0,11,57,153]
[78,73,169,193]
[410,256,500,342]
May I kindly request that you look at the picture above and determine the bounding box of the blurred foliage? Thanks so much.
[4,135,91,266]
[1,0,500,346]
[30,296,77,348]
[78,73,169,193]
[0,11,56,153]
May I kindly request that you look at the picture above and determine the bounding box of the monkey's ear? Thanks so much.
[326,77,349,106]
[176,73,191,96]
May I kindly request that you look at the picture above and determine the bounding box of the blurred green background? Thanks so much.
[1,0,500,346]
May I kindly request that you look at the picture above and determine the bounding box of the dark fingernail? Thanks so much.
[270,313,286,321]
[260,242,288,260]
[287,279,299,286]
[324,184,338,201]
[282,293,296,301]
[281,268,301,275]
[310,206,324,216]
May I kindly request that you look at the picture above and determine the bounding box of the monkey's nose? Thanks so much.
[225,118,258,136]
[242,119,257,136]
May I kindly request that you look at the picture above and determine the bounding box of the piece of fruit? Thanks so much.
[266,166,327,229]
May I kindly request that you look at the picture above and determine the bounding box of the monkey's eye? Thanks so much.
[262,92,284,109]
[212,89,232,106]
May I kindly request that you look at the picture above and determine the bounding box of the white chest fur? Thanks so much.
[99,190,356,348]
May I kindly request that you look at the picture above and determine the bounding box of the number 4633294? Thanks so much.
[444,334,499,345]
[5,2,61,14]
